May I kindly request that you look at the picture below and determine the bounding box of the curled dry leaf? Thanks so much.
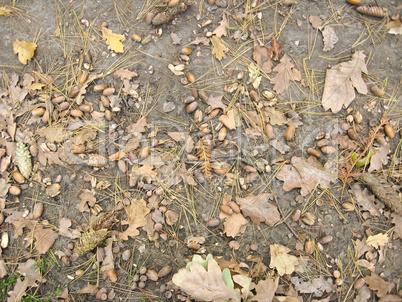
[219,109,236,130]
[212,14,229,37]
[309,15,323,29]
[349,184,381,217]
[322,51,368,113]
[78,190,97,212]
[113,68,138,80]
[127,116,148,134]
[291,276,335,297]
[58,217,81,239]
[253,38,273,73]
[366,233,388,249]
[236,193,280,226]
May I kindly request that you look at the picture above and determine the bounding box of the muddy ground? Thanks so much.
[0,0,401,301]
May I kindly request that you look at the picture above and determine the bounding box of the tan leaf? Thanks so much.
[219,109,236,130]
[391,213,402,240]
[213,14,229,37]
[109,150,126,161]
[113,68,138,80]
[206,95,227,110]
[269,244,298,276]
[26,224,58,254]
[368,144,390,172]
[366,233,389,249]
[12,39,37,65]
[127,116,147,134]
[58,217,80,239]
[309,15,323,29]
[365,273,394,298]
[355,237,371,259]
[236,193,280,226]
[78,190,96,212]
[219,212,248,237]
[354,285,371,302]
[322,51,368,113]
[251,276,279,302]
[119,199,150,240]
[290,276,334,297]
[271,35,282,60]
[211,36,227,60]
[270,55,301,94]
[77,283,98,294]
[101,28,125,53]
[0,259,7,278]
[131,163,157,183]
[36,125,67,143]
[253,39,272,73]
[322,26,338,52]
[124,136,141,152]
[264,107,287,125]
[170,32,181,44]
[350,184,381,217]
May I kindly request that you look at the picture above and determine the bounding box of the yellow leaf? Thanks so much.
[101,28,125,53]
[210,36,227,61]
[0,6,12,17]
[366,233,388,249]
[269,244,298,276]
[26,83,45,90]
[12,39,37,65]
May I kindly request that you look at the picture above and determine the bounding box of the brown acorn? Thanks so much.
[384,124,395,139]
[285,125,295,140]
[181,47,192,55]
[32,107,46,117]
[186,72,196,83]
[107,269,118,282]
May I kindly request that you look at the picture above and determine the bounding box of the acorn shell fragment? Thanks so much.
[15,142,32,179]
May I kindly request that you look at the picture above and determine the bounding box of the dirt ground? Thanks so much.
[0,0,401,301]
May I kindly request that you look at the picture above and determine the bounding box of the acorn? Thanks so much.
[307,148,321,158]
[348,129,358,140]
[186,72,196,83]
[370,85,385,97]
[9,185,21,196]
[42,110,50,123]
[158,266,172,278]
[52,95,65,104]
[131,34,142,42]
[69,86,80,98]
[301,212,315,225]
[285,125,296,140]
[342,202,355,211]
[32,203,44,219]
[218,127,227,141]
[316,139,329,148]
[353,278,366,289]
[70,109,83,118]
[292,209,301,222]
[207,218,220,227]
[186,101,198,113]
[347,0,361,4]
[319,235,333,245]
[13,171,25,184]
[198,90,208,101]
[94,84,107,92]
[181,47,192,55]
[384,124,395,139]
[146,269,159,281]
[107,269,118,282]
[220,205,233,215]
[264,124,274,139]
[32,107,46,117]
[249,90,260,103]
[168,0,180,7]
[78,71,88,84]
[103,87,115,96]
[105,110,112,121]
[210,108,220,118]
[229,202,240,213]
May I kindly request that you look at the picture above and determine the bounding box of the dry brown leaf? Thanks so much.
[322,51,368,113]
[391,213,402,240]
[58,217,80,239]
[213,14,229,37]
[271,35,282,60]
[291,276,334,297]
[113,68,138,80]
[251,276,279,302]
[309,15,323,28]
[322,26,338,52]
[127,116,147,134]
[365,273,394,298]
[77,283,98,294]
[172,257,240,302]
[12,39,37,65]
[350,184,381,217]
[355,237,371,259]
[4,209,27,237]
[0,6,12,17]
[269,244,298,276]
[109,150,126,161]
[270,55,301,94]
[8,259,45,302]
[36,126,67,143]
[354,285,371,302]
[236,193,280,226]
[190,36,210,46]
[78,190,96,212]
[100,238,114,271]
[119,199,150,240]
[219,212,248,237]
[206,95,227,110]
[25,223,58,254]
[264,107,287,125]
[131,163,157,183]
[170,32,181,44]
[366,233,389,249]
[124,136,141,152]
[0,259,7,278]
[101,28,125,53]
[219,109,236,130]
[253,39,272,73]
[211,36,227,60]
[368,144,390,172]
[378,294,402,302]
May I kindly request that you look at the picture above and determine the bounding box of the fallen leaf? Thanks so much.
[271,35,282,60]
[78,190,96,212]
[269,244,298,276]
[391,213,402,240]
[131,163,157,183]
[291,276,334,297]
[322,26,338,52]
[355,259,375,272]
[172,257,240,302]
[270,139,291,154]
[12,39,37,65]
[378,295,402,302]
[36,125,67,144]
[251,276,279,302]
[211,36,227,60]
[219,109,236,130]
[322,51,368,113]
[168,63,185,75]
[206,95,227,110]
[113,68,138,80]
[350,184,381,217]
[365,273,394,298]
[368,144,390,172]
[119,199,150,240]
[219,212,248,237]
[270,55,301,94]
[58,217,81,239]
[309,15,323,28]
[264,107,287,125]
[355,237,371,259]
[25,223,58,254]
[100,238,114,271]
[77,283,98,294]
[190,36,210,46]
[0,259,7,278]
[354,286,371,302]
[26,83,45,90]
[386,20,402,35]
[170,32,181,44]
[366,233,389,249]
[127,117,148,134]
[213,14,229,37]
[253,38,272,73]
[109,150,126,161]
[236,193,280,226]
[101,28,125,53]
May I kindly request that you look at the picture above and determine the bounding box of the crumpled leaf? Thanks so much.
[0,259,8,278]
[309,15,323,29]
[219,212,248,237]
[170,32,181,44]
[270,139,291,154]
[36,125,67,144]
[25,223,58,254]
[269,244,298,276]
[391,213,402,240]
[276,157,336,196]
[271,35,282,60]
[368,144,390,172]
[119,199,150,240]
[264,107,287,125]
[127,117,147,134]
[350,184,381,217]
[172,257,240,302]
[322,26,338,52]
[58,217,81,239]
[213,14,229,38]
[78,190,96,212]
[211,36,227,61]
[270,55,301,94]
[322,51,368,113]
[253,38,272,73]
[236,193,280,226]
[386,20,402,35]
[101,28,125,53]
[365,273,394,298]
[366,233,389,249]
[206,95,227,110]
[291,276,334,297]
[8,259,45,302]
[354,286,371,302]
[251,276,279,302]
[77,283,98,294]
[113,68,138,80]
[12,39,37,65]
[131,163,157,183]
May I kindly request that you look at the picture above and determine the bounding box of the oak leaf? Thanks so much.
[131,163,157,183]
[322,26,338,52]
[101,28,125,53]
[127,116,147,134]
[211,36,227,61]
[119,199,150,240]
[322,51,368,113]
[25,223,58,254]
[365,273,394,298]
[354,286,371,302]
[219,109,236,130]
[251,276,279,302]
[291,276,334,297]
[213,14,229,38]
[219,212,248,237]
[309,15,323,29]
[113,68,138,80]
[349,184,381,217]
[235,193,280,226]
[391,213,402,240]
[366,233,388,249]
[206,95,227,110]
[172,257,240,302]
[78,190,96,212]
[253,39,272,73]
[269,244,298,276]
[58,217,81,239]
[368,144,390,172]
[270,55,301,94]
[271,35,282,60]
[12,39,37,65]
